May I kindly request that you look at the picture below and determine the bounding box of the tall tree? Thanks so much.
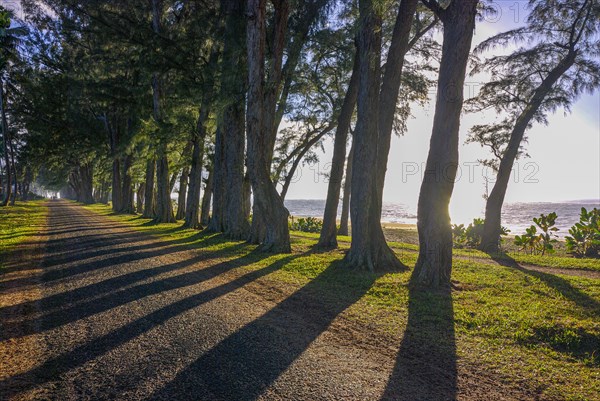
[344,0,421,271]
[470,0,600,252]
[317,51,359,247]
[245,0,291,252]
[221,0,251,239]
[0,6,26,207]
[412,0,479,287]
[151,0,176,223]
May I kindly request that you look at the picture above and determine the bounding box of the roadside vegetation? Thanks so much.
[83,202,600,401]
[0,200,46,268]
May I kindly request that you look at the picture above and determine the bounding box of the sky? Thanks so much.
[283,1,600,222]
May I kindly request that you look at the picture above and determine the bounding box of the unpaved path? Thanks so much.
[1,200,560,400]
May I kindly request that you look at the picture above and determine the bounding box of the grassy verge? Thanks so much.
[293,231,600,272]
[0,201,48,269]
[83,203,600,400]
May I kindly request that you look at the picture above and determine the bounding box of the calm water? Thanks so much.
[284,199,600,238]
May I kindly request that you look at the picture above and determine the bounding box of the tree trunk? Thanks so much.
[150,0,175,224]
[1,78,11,207]
[120,154,135,213]
[318,52,359,248]
[143,158,156,218]
[200,167,214,227]
[339,137,354,236]
[344,0,401,272]
[79,163,95,204]
[373,0,419,215]
[344,0,419,271]
[175,164,189,220]
[111,158,122,212]
[413,0,479,287]
[279,124,335,202]
[8,136,16,206]
[479,49,578,253]
[246,0,291,252]
[154,148,176,223]
[208,124,226,232]
[169,170,178,194]
[184,117,208,228]
[136,183,145,214]
[184,47,219,229]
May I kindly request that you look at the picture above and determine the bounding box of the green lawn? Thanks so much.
[0,201,48,269]
[81,202,600,400]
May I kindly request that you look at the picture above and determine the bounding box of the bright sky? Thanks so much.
[283,1,600,222]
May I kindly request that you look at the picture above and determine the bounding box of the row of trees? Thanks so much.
[1,0,598,288]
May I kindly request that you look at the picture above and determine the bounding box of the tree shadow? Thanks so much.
[489,252,600,315]
[150,260,380,400]
[381,285,457,401]
[0,252,301,399]
[0,242,251,340]
[1,230,229,290]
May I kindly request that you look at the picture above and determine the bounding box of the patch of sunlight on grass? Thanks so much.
[0,201,48,269]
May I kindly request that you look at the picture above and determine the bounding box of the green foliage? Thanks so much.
[515,212,559,255]
[565,207,600,258]
[452,218,509,248]
[289,216,323,233]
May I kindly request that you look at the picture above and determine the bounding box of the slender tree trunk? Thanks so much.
[175,165,189,220]
[184,48,218,229]
[318,52,359,248]
[9,137,16,206]
[136,183,145,214]
[150,0,175,223]
[111,158,122,212]
[154,146,176,223]
[184,117,208,228]
[373,0,419,215]
[200,167,214,227]
[339,137,354,236]
[246,0,291,252]
[119,154,135,213]
[0,159,4,202]
[413,0,479,287]
[0,78,11,207]
[243,171,251,221]
[208,125,226,232]
[143,158,156,218]
[479,50,578,252]
[280,124,335,201]
[169,170,178,194]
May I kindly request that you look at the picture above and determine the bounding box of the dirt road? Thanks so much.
[0,200,539,400]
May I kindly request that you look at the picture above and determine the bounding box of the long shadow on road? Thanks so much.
[0,242,249,340]
[381,286,457,401]
[0,252,301,399]
[150,260,381,401]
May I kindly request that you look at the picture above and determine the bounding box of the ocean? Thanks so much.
[283,199,600,238]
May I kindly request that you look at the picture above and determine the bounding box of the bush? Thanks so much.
[290,216,323,233]
[452,218,509,249]
[514,212,558,255]
[565,207,600,258]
